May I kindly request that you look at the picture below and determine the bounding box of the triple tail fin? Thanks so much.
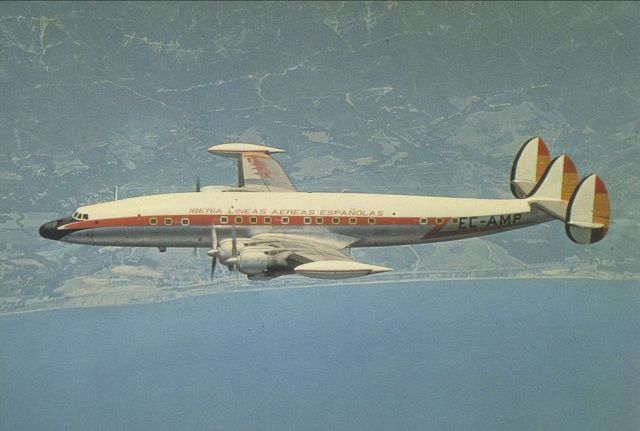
[510,137,611,244]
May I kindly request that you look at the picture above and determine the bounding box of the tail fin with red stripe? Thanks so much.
[565,175,611,244]
[510,137,552,198]
[526,154,580,221]
[510,137,611,243]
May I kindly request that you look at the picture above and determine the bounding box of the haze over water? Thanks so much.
[1,279,638,430]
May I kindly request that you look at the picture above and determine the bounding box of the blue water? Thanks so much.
[1,279,638,431]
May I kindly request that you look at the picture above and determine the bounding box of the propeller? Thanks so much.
[207,225,219,280]
[207,224,240,278]
[226,225,239,271]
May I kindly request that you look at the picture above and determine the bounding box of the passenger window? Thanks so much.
[316,217,323,224]
[235,216,243,224]
[150,217,158,225]
[436,218,444,224]
[452,218,459,224]
[368,218,376,225]
[250,217,257,224]
[264,217,271,224]
[349,218,357,224]
[164,218,172,225]
[220,216,228,224]
[332,217,340,224]
[181,218,189,226]
[304,217,311,224]
[282,217,289,224]
[420,218,427,225]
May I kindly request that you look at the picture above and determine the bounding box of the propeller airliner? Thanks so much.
[40,138,611,280]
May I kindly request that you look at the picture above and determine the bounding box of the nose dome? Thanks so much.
[39,220,67,240]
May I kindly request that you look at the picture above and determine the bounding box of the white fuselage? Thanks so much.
[59,190,549,249]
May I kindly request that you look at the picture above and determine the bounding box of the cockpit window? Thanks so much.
[82,214,89,220]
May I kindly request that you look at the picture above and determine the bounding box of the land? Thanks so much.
[2,265,636,317]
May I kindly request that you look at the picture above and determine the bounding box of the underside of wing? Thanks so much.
[239,233,392,280]
[209,143,296,192]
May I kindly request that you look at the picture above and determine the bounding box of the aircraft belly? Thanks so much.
[62,226,213,247]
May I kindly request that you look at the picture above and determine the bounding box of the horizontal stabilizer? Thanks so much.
[565,175,611,244]
[568,221,605,229]
[294,260,392,279]
[511,137,551,198]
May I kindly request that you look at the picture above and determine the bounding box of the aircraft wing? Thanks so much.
[209,143,296,192]
[245,233,392,279]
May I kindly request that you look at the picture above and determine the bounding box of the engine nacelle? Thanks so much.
[236,248,289,276]
[236,249,269,275]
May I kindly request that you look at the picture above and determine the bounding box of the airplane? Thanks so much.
[39,137,611,280]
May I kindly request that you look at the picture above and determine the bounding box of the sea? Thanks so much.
[1,279,638,431]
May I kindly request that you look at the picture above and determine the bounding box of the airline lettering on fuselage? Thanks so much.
[188,208,385,216]
[458,214,522,230]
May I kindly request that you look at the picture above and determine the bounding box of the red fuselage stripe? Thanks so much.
[62,215,453,230]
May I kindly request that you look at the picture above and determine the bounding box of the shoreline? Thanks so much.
[1,272,637,318]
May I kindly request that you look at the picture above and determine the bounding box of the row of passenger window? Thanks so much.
[419,218,457,225]
[148,216,378,226]
[148,217,457,226]
[149,218,190,226]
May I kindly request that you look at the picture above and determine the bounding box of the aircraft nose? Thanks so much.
[39,220,66,240]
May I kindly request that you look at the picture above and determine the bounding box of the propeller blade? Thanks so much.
[210,255,217,280]
[211,224,218,251]
[228,225,238,271]
[208,224,219,279]
[195,176,201,192]
[231,225,237,257]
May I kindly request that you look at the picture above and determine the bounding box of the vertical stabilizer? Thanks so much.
[510,137,552,198]
[566,175,611,244]
[527,155,579,220]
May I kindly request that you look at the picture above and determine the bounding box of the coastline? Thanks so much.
[1,271,637,318]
